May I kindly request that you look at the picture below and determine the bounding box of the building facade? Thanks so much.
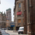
[0,12,6,28]
[2,13,6,28]
[14,0,35,35]
[14,0,25,31]
[6,20,10,28]
[6,8,11,21]
[9,22,15,30]
[0,12,3,28]
[24,0,35,35]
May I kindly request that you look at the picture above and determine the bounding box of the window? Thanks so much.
[19,3,21,8]
[19,28,24,30]
[18,19,21,23]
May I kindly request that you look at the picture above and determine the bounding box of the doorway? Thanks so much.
[16,27,19,31]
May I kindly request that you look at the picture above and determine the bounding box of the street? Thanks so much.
[1,29,10,35]
[0,29,27,35]
[5,30,18,35]
[5,30,27,35]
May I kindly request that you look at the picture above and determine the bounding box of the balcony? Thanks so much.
[17,12,22,15]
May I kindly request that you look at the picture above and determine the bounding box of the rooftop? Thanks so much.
[6,8,11,11]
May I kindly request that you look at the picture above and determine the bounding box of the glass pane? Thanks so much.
[19,3,21,7]
[19,28,24,30]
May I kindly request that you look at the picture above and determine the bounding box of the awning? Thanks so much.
[10,25,15,27]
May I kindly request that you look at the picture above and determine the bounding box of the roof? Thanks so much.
[6,8,11,11]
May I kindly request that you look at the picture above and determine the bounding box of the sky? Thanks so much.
[0,0,15,21]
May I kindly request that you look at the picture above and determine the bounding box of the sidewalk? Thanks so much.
[5,30,18,33]
[13,30,18,32]
[5,30,28,35]
[5,30,13,33]
[5,30,18,35]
